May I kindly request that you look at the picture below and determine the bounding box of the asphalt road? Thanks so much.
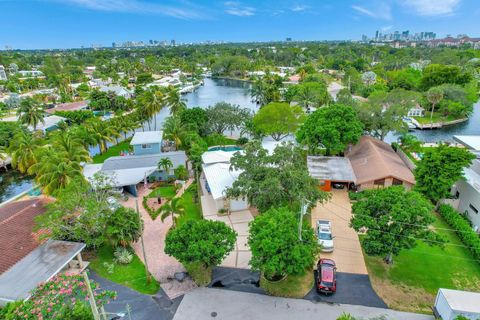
[305,271,387,308]
[90,271,182,320]
[210,267,386,308]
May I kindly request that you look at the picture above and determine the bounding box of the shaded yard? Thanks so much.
[364,214,480,313]
[92,139,132,164]
[176,185,202,227]
[89,245,160,295]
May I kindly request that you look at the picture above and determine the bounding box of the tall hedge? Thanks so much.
[438,204,480,260]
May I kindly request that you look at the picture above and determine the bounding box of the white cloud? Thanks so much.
[401,0,460,17]
[351,3,392,20]
[224,1,255,16]
[50,0,205,19]
[381,25,393,31]
[291,4,309,12]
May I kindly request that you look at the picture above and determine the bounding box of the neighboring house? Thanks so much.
[45,100,89,114]
[0,198,86,306]
[83,131,187,196]
[200,150,247,213]
[307,156,356,191]
[407,104,425,117]
[17,70,44,78]
[451,135,480,232]
[346,136,415,190]
[0,114,67,133]
[0,65,7,81]
[434,288,480,320]
[99,85,133,99]
[130,131,163,155]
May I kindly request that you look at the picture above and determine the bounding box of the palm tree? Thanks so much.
[162,115,185,149]
[28,147,83,195]
[8,131,38,173]
[160,197,185,228]
[86,119,115,154]
[250,78,267,106]
[55,134,91,164]
[166,86,186,115]
[0,146,8,171]
[426,87,444,124]
[158,157,173,176]
[139,88,165,130]
[17,97,45,131]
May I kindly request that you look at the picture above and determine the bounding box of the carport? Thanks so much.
[0,239,86,306]
[307,156,356,191]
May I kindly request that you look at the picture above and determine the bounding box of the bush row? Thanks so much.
[438,204,480,260]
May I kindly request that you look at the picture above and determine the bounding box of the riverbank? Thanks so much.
[412,117,468,130]
[212,76,252,83]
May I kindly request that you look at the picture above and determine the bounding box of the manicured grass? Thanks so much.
[89,245,160,295]
[176,186,202,227]
[413,112,459,125]
[92,139,132,164]
[260,271,314,298]
[364,213,480,313]
[147,185,176,200]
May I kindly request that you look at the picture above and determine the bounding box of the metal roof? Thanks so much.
[202,162,242,200]
[438,288,480,313]
[453,135,480,151]
[307,156,356,182]
[0,239,85,306]
[130,131,163,145]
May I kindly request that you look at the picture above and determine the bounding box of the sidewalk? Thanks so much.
[174,288,434,320]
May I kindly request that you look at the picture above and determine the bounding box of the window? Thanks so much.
[374,179,385,186]
[141,144,152,149]
[392,178,403,186]
[469,204,479,214]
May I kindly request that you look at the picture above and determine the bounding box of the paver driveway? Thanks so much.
[311,189,368,275]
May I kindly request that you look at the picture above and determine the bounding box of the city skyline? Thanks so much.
[1,0,480,49]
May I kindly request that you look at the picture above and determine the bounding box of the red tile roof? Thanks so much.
[45,101,88,114]
[0,198,49,274]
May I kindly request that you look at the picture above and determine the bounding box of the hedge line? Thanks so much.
[438,204,480,260]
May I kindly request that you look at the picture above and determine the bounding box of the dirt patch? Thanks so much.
[368,276,435,314]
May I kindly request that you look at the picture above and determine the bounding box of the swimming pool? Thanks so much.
[208,145,242,152]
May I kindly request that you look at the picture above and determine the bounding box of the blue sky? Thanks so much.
[1,0,479,49]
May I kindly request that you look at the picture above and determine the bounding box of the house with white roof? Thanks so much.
[99,85,133,99]
[451,135,480,232]
[83,131,187,196]
[1,114,66,133]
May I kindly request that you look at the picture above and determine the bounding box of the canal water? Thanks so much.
[1,78,478,202]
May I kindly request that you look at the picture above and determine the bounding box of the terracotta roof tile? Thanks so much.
[0,198,49,274]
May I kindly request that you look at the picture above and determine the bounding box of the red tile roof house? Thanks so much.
[0,198,86,306]
[45,100,89,114]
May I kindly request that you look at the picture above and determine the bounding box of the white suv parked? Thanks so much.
[317,220,334,252]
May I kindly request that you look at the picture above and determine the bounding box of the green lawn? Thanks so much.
[204,135,237,147]
[413,112,459,125]
[176,185,202,227]
[260,271,314,298]
[92,139,132,164]
[89,245,160,295]
[147,185,176,200]
[364,214,480,312]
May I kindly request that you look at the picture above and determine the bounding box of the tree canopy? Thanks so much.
[296,103,364,155]
[351,186,443,264]
[248,207,319,280]
[252,102,305,141]
[414,144,475,203]
[226,141,329,212]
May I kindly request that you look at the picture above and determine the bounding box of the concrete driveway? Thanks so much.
[311,189,368,275]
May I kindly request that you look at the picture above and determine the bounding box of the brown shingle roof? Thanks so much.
[0,198,48,274]
[347,136,415,185]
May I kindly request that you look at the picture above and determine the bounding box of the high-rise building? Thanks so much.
[375,30,379,41]
[171,39,176,46]
[286,37,292,42]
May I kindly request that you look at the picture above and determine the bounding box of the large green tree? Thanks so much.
[252,102,305,141]
[351,186,443,264]
[414,144,475,203]
[165,220,237,285]
[16,97,45,131]
[248,207,319,280]
[226,141,328,212]
[205,102,251,135]
[296,103,363,155]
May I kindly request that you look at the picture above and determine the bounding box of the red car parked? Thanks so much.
[317,258,337,294]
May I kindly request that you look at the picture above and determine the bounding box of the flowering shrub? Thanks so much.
[0,274,116,320]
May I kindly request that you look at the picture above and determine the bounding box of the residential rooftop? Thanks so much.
[130,131,163,145]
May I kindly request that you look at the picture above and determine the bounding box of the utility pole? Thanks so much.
[83,272,101,320]
[136,200,151,284]
[298,199,309,241]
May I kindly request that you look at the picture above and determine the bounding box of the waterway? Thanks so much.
[1,78,478,202]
